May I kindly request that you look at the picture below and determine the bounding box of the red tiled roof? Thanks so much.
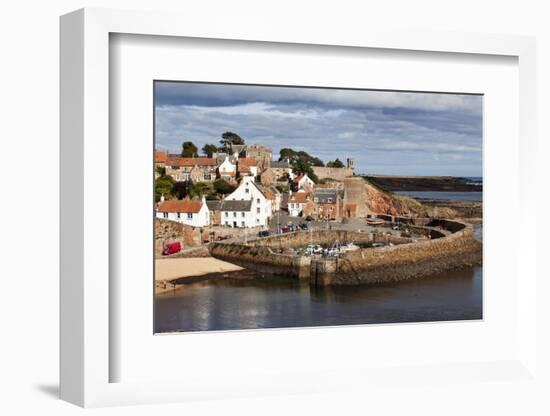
[289,192,309,204]
[158,199,203,213]
[166,157,217,167]
[238,158,258,167]
[238,166,251,173]
[155,151,168,163]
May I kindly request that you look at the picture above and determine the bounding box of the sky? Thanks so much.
[154,81,483,177]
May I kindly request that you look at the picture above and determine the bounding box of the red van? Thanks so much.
[162,241,181,255]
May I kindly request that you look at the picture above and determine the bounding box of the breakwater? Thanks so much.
[209,216,482,286]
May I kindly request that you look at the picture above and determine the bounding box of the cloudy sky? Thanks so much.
[155,82,483,176]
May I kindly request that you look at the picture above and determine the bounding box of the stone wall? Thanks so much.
[313,166,354,180]
[209,218,481,286]
[250,229,412,250]
[155,218,202,257]
[319,223,481,285]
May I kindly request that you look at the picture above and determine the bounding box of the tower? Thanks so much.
[346,158,355,170]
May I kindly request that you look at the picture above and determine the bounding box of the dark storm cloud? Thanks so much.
[154,81,483,176]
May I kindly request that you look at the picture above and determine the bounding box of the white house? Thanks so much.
[156,196,210,227]
[225,176,272,227]
[220,200,254,228]
[218,156,236,181]
[295,173,315,190]
[287,190,310,217]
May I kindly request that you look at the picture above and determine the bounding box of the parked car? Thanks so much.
[162,241,181,255]
[299,223,309,230]
[258,230,271,237]
[281,226,290,233]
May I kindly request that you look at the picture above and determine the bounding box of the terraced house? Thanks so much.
[164,156,218,182]
[156,196,210,227]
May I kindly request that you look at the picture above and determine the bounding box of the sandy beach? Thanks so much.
[155,257,243,282]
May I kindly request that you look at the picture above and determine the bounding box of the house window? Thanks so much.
[245,188,249,193]
[204,173,211,180]
[256,218,259,223]
[233,212,237,217]
[177,212,181,219]
[327,198,333,203]
[163,212,168,218]
[256,198,260,204]
[314,197,318,202]
[225,212,228,217]
[241,212,245,217]
[256,207,260,214]
[241,221,245,227]
[187,213,193,219]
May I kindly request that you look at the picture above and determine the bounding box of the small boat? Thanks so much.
[342,242,360,252]
[366,218,385,226]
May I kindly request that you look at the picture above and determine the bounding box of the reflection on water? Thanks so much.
[155,266,482,333]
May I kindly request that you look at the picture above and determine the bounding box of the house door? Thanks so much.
[233,221,237,228]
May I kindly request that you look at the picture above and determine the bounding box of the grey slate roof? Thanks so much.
[271,160,291,168]
[219,199,252,212]
[205,200,222,211]
[314,189,338,203]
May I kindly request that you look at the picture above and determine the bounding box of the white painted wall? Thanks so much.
[226,176,272,226]
[221,209,255,227]
[156,202,210,227]
[218,156,236,174]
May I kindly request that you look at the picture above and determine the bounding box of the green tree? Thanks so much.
[202,143,218,157]
[155,175,175,202]
[172,180,192,200]
[279,148,324,167]
[292,158,319,183]
[156,165,166,177]
[181,141,198,157]
[213,179,236,195]
[190,182,212,199]
[220,131,245,151]
[327,158,344,168]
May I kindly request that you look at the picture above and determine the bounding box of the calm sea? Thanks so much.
[156,260,482,333]
[395,191,482,201]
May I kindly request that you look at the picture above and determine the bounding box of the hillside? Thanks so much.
[363,179,460,219]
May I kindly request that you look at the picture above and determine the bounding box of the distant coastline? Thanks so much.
[363,175,482,192]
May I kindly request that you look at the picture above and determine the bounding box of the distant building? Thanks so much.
[288,190,311,217]
[156,196,210,227]
[164,157,217,182]
[270,159,294,181]
[294,173,315,190]
[312,158,355,180]
[259,168,275,186]
[237,158,260,177]
[312,188,342,220]
[218,156,237,181]
[155,151,168,167]
[246,144,272,170]
[258,185,282,212]
[343,177,368,218]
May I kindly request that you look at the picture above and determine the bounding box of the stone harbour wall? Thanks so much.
[209,218,482,286]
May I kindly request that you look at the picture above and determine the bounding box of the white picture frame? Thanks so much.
[60,8,538,408]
